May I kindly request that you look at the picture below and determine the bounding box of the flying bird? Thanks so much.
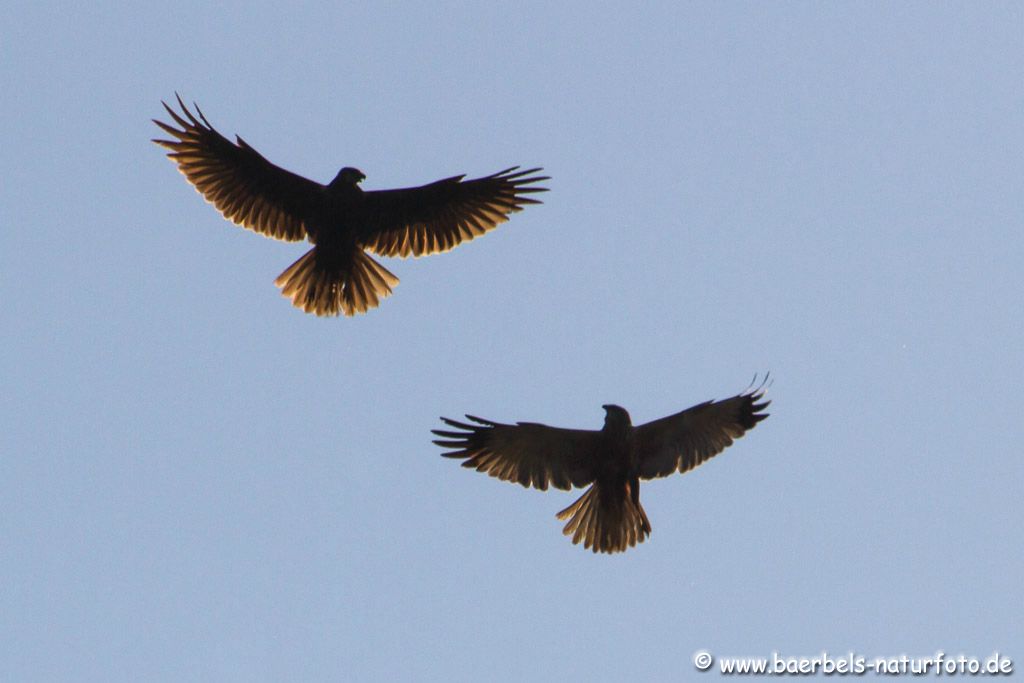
[152,95,548,316]
[433,383,770,554]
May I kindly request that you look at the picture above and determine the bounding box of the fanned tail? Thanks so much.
[556,482,651,554]
[274,247,399,316]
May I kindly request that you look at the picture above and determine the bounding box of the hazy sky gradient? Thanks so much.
[3,2,1021,680]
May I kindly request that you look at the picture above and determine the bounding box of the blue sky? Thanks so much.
[2,2,1021,681]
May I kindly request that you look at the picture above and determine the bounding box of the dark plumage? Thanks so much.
[433,382,770,553]
[153,95,548,316]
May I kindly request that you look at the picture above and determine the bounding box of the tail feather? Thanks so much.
[556,483,651,554]
[274,247,399,316]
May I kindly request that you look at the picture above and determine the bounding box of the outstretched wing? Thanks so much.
[358,167,548,257]
[433,415,599,491]
[637,388,770,480]
[153,95,323,242]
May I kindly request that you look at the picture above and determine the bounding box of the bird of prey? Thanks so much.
[433,383,770,554]
[152,95,548,316]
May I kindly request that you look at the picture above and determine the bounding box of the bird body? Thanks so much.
[270,167,401,315]
[558,405,652,553]
[153,96,547,316]
[434,385,770,553]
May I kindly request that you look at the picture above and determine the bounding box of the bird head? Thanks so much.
[601,404,632,430]
[331,166,366,186]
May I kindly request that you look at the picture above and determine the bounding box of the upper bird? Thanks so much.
[152,95,548,316]
[433,382,770,554]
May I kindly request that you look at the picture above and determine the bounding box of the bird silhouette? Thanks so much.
[153,95,548,316]
[433,383,769,553]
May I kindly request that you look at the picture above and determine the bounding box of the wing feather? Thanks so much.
[433,415,599,491]
[359,167,549,257]
[153,95,322,242]
[637,388,770,480]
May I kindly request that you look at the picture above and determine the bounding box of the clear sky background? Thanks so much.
[2,2,1021,681]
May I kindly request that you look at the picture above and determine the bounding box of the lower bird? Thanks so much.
[433,381,769,553]
[153,95,547,316]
